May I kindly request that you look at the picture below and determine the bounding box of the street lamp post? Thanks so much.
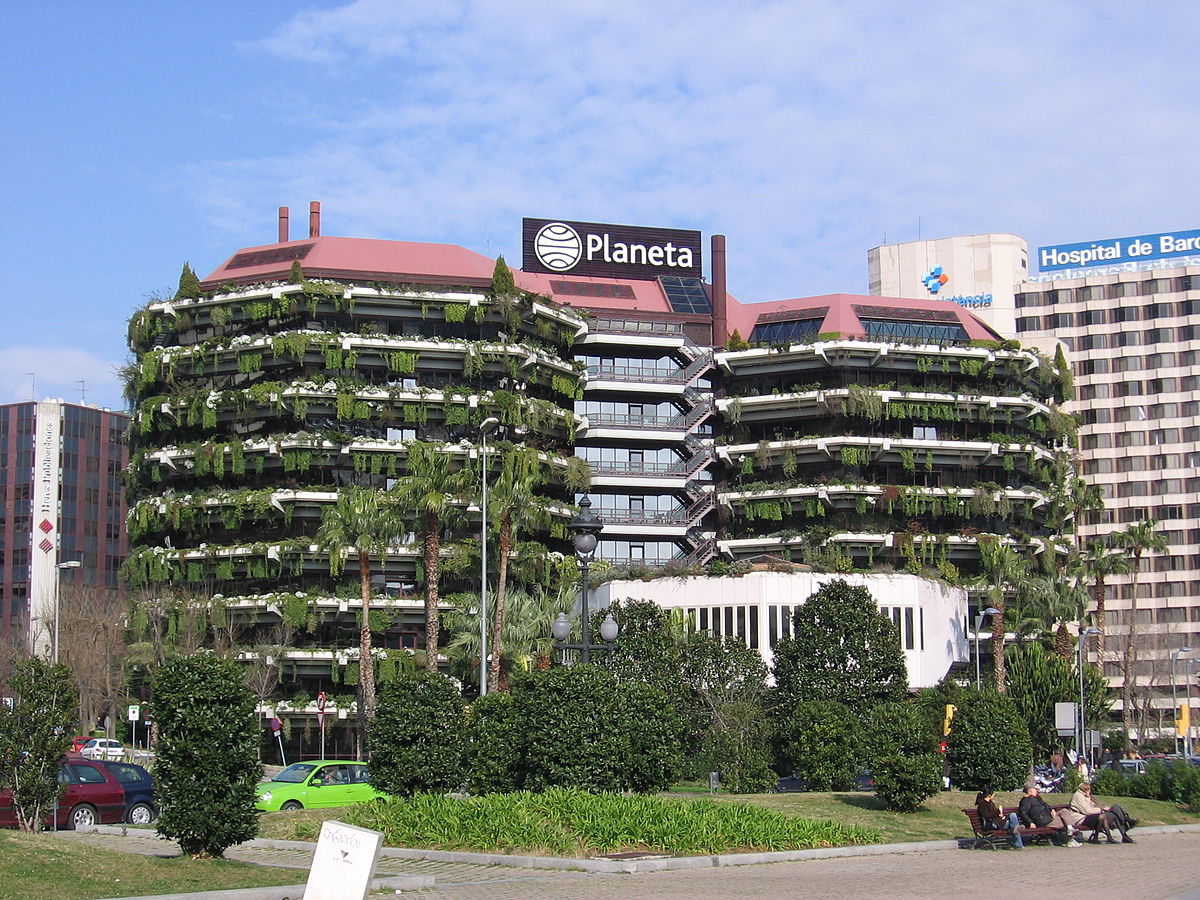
[974,606,1001,690]
[1187,658,1198,759]
[477,417,499,696]
[1170,647,1192,754]
[1078,626,1101,760]
[552,495,618,662]
[53,560,82,665]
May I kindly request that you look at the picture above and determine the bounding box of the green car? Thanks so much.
[255,760,385,812]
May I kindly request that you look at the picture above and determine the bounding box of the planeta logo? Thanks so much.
[533,222,584,272]
[922,265,949,294]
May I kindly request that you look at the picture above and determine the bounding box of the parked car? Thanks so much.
[1104,758,1147,775]
[96,760,157,825]
[255,760,384,812]
[70,736,93,753]
[80,738,125,761]
[0,759,126,830]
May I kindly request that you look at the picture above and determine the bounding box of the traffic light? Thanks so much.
[1177,703,1191,738]
[943,704,957,736]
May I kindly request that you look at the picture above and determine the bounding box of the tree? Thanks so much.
[771,579,908,710]
[152,652,260,858]
[486,447,551,693]
[316,485,404,756]
[866,702,942,811]
[0,659,76,832]
[1014,569,1088,660]
[1113,519,1167,750]
[369,671,466,797]
[57,583,127,736]
[974,539,1029,694]
[945,689,1032,792]
[775,700,863,791]
[392,442,472,673]
[1005,641,1110,758]
[1080,540,1132,661]
[174,262,202,300]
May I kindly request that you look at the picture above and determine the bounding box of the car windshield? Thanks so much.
[270,763,318,784]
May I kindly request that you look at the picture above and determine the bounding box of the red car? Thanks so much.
[0,759,126,829]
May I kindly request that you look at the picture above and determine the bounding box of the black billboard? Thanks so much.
[522,217,703,280]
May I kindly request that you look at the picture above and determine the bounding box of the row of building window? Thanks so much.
[1082,453,1200,474]
[1082,503,1197,524]
[1018,297,1200,323]
[1079,375,1200,398]
[1080,402,1200,424]
[1080,428,1200,449]
[1075,350,1200,375]
[1041,325,1200,347]
[1101,478,1200,498]
[1015,277,1200,307]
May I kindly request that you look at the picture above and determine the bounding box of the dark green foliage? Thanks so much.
[913,676,966,744]
[697,700,777,793]
[1091,766,1128,797]
[1093,762,1200,810]
[369,671,466,797]
[1053,344,1074,404]
[0,659,76,832]
[771,580,909,711]
[682,633,774,792]
[465,692,523,795]
[1127,760,1172,800]
[490,255,517,297]
[1004,642,1110,758]
[175,262,202,300]
[775,700,863,791]
[945,689,1031,792]
[152,652,260,857]
[726,328,750,351]
[288,258,305,284]
[872,752,944,812]
[601,599,685,700]
[864,701,939,763]
[512,666,682,793]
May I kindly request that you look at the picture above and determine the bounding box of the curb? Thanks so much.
[93,874,434,900]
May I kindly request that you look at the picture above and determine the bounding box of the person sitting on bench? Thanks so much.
[975,787,1024,849]
[1069,782,1135,844]
[1018,784,1081,847]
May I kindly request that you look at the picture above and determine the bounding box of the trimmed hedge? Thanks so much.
[369,671,466,796]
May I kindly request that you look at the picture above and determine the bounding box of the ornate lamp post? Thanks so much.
[552,495,617,662]
[974,606,1001,690]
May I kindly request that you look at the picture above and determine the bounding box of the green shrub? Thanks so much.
[872,752,944,812]
[775,700,862,791]
[0,659,76,832]
[369,671,466,797]
[1091,766,1129,797]
[513,666,682,793]
[465,693,523,795]
[1173,763,1200,812]
[1127,761,1173,800]
[696,700,777,794]
[945,689,1031,792]
[152,652,261,858]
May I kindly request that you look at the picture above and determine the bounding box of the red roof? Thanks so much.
[201,236,498,289]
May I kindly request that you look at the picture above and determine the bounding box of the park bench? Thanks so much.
[962,805,1093,850]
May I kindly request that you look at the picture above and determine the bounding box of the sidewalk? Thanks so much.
[56,823,1200,899]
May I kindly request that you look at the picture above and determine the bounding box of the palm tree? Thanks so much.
[1079,540,1132,660]
[391,442,472,673]
[1113,519,1168,750]
[444,583,569,688]
[485,447,551,693]
[974,538,1029,694]
[1016,567,1088,659]
[315,486,403,757]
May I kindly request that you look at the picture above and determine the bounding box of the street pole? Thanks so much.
[1079,626,1100,762]
[1171,649,1182,754]
[1188,659,1197,759]
[478,417,498,696]
[580,556,591,664]
[53,560,81,665]
[974,607,1000,690]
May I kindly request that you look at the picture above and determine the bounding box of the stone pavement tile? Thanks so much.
[397,832,1200,900]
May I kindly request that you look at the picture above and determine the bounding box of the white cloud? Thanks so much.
[193,0,1200,301]
[0,347,128,412]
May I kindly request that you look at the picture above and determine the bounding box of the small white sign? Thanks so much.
[1054,701,1077,735]
[304,820,383,900]
[127,704,141,723]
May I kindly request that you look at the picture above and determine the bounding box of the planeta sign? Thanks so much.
[522,217,702,279]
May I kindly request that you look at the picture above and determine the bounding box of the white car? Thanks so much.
[80,738,125,761]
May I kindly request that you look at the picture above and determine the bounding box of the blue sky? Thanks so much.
[3,0,1198,411]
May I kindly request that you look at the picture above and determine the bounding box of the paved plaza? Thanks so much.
[54,828,1200,899]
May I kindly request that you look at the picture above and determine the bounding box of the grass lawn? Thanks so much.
[258,789,1200,850]
[0,831,304,900]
